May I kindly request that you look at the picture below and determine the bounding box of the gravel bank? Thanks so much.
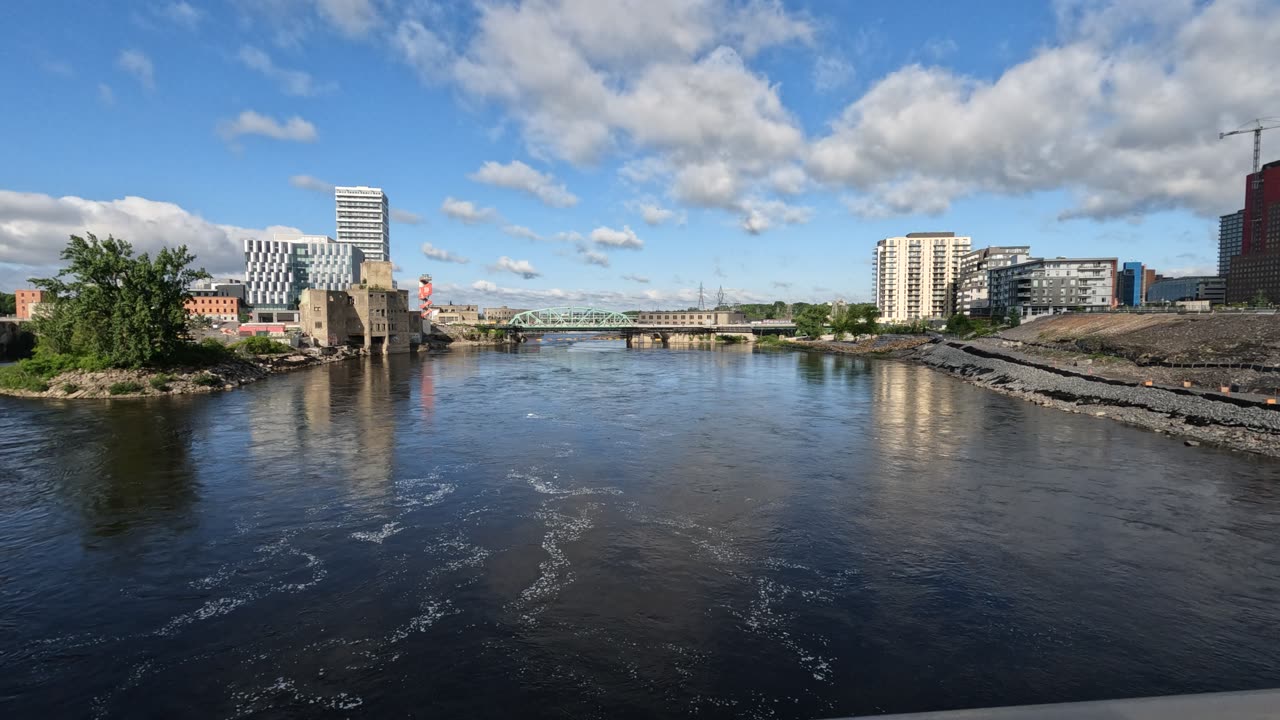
[916,341,1280,458]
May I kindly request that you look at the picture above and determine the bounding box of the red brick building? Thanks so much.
[1228,159,1280,303]
[184,295,242,322]
[15,289,45,320]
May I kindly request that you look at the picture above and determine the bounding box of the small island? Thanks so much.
[0,234,366,399]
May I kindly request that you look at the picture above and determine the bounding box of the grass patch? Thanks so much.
[108,381,144,396]
[192,373,221,387]
[755,334,786,347]
[716,334,747,344]
[149,373,173,392]
[61,383,80,394]
[233,336,293,355]
[0,351,112,392]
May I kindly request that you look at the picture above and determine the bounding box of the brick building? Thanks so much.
[15,289,45,320]
[184,295,242,322]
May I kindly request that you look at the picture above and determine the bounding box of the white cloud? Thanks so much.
[98,83,115,106]
[393,19,452,85]
[469,160,579,208]
[238,46,334,96]
[391,208,422,224]
[769,165,808,195]
[490,256,541,279]
[315,0,381,38]
[450,0,809,219]
[289,174,335,193]
[577,247,610,267]
[739,198,813,234]
[808,0,1280,219]
[0,190,298,286]
[218,110,318,143]
[503,225,543,241]
[812,54,854,93]
[440,197,497,224]
[421,242,469,264]
[117,49,155,89]
[637,202,676,226]
[554,231,585,243]
[159,2,203,29]
[590,225,644,250]
[622,273,650,283]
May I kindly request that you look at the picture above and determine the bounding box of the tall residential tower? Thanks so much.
[872,232,971,322]
[335,186,390,263]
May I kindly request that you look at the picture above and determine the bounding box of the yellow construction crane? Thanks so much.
[1220,117,1280,251]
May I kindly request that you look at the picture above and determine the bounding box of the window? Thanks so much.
[315,321,323,329]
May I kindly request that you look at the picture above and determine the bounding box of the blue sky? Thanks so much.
[2,0,1276,309]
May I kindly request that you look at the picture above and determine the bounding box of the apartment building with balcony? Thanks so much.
[988,257,1118,321]
[958,245,1031,317]
[872,233,972,322]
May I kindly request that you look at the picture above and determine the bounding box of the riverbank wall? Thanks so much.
[914,340,1280,458]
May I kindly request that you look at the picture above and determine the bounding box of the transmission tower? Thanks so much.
[698,282,706,310]
[716,285,726,309]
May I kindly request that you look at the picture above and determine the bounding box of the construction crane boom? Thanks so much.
[1219,117,1280,173]
[1220,117,1280,255]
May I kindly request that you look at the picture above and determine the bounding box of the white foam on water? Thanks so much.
[393,479,457,509]
[230,677,363,718]
[510,469,621,497]
[386,600,453,644]
[513,502,600,621]
[155,536,327,637]
[351,521,402,544]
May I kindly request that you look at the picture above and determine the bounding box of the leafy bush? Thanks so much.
[234,336,293,355]
[108,381,144,395]
[0,366,50,392]
[149,374,173,391]
[192,373,221,387]
[61,383,80,394]
[717,334,747,344]
[755,334,786,346]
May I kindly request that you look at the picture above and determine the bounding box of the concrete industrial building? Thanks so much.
[244,234,364,323]
[300,261,417,353]
[1227,160,1280,304]
[988,257,1118,321]
[1220,210,1245,277]
[15,289,45,320]
[435,303,480,324]
[872,232,972,322]
[189,278,246,302]
[632,310,748,325]
[483,306,527,324]
[335,186,390,263]
[958,246,1031,316]
[1146,276,1227,305]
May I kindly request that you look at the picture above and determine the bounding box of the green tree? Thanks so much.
[794,303,831,338]
[1005,307,1021,327]
[28,233,209,366]
[945,313,974,336]
[0,292,14,316]
[1250,290,1270,308]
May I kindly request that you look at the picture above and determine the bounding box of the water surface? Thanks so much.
[2,343,1279,718]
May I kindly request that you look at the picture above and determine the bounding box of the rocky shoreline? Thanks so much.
[913,340,1280,458]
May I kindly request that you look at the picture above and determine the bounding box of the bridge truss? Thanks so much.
[508,306,635,329]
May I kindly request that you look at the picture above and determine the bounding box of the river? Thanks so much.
[2,342,1280,718]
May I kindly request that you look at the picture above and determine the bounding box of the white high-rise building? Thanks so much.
[872,232,971,322]
[244,234,363,321]
[335,186,390,263]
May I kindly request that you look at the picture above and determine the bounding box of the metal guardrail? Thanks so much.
[839,688,1280,719]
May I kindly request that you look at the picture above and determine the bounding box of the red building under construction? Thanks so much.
[1227,159,1280,304]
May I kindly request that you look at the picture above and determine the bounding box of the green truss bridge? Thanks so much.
[497,306,795,347]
